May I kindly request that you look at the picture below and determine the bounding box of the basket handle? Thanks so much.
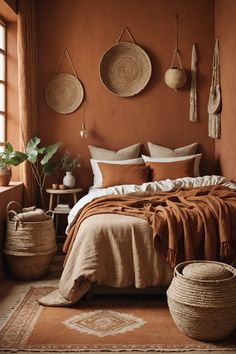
[7,201,23,215]
[7,210,21,221]
[45,210,55,220]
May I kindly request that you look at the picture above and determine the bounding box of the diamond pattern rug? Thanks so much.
[0,286,236,352]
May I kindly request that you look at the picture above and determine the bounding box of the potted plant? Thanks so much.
[61,150,81,188]
[0,143,27,186]
[25,136,62,210]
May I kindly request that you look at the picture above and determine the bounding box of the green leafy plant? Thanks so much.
[61,150,81,172]
[25,136,62,209]
[0,142,27,170]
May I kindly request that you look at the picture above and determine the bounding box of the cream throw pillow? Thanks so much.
[147,142,198,158]
[90,157,144,188]
[142,154,202,177]
[89,143,141,160]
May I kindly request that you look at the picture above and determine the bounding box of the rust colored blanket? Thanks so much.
[63,185,236,267]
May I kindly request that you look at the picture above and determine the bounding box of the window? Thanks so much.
[0,19,6,151]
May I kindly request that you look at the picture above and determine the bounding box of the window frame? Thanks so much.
[0,18,6,149]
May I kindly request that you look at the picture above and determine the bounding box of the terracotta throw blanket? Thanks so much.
[63,185,236,267]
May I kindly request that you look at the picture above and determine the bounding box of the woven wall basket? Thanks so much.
[167,260,236,341]
[99,42,152,97]
[45,73,84,114]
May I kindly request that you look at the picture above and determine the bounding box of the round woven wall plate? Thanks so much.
[99,42,152,97]
[45,73,84,114]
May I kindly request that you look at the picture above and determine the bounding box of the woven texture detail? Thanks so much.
[167,260,236,341]
[182,262,232,280]
[99,42,151,97]
[4,204,57,280]
[45,73,84,114]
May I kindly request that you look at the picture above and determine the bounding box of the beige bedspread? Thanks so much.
[39,214,172,306]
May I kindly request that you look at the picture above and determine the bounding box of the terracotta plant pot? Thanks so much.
[0,168,12,186]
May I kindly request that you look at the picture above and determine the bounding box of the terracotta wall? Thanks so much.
[215,0,236,182]
[36,0,215,190]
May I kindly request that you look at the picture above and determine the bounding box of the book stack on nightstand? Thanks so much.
[46,187,83,236]
[54,203,71,213]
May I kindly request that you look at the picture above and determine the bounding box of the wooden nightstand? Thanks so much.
[46,187,83,235]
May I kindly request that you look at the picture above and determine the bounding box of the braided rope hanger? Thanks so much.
[170,15,183,69]
[55,47,78,78]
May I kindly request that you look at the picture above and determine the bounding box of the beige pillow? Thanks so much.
[89,143,141,160]
[98,162,149,188]
[147,141,198,158]
[146,158,195,182]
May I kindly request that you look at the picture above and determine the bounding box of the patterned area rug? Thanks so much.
[0,286,236,352]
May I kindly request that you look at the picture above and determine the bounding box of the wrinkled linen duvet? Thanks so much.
[39,175,236,306]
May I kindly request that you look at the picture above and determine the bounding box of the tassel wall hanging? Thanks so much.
[189,43,198,122]
[208,38,221,139]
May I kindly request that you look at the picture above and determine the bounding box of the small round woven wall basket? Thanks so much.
[167,260,236,341]
[99,42,152,97]
[45,73,84,114]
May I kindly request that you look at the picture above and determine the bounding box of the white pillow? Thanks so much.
[147,142,198,158]
[90,157,144,188]
[142,154,202,177]
[89,143,141,160]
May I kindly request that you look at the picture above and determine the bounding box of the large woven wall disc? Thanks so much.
[99,42,152,97]
[45,73,84,114]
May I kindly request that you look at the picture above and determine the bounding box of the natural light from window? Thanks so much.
[0,20,6,151]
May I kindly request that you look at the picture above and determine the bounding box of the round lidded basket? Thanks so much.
[4,201,57,280]
[167,260,236,341]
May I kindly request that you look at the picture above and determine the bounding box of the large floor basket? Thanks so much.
[3,201,57,280]
[167,260,236,341]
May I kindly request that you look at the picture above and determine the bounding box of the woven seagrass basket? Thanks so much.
[164,67,187,91]
[99,42,152,97]
[167,260,236,341]
[3,202,57,280]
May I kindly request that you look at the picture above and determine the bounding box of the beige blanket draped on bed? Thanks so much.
[64,185,236,267]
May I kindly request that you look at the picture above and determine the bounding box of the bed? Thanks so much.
[39,142,236,306]
[39,174,236,307]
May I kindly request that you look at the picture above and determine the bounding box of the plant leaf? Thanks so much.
[40,142,62,165]
[5,142,13,153]
[25,137,42,163]
[37,147,46,154]
[42,160,61,175]
[9,152,28,166]
[26,136,41,154]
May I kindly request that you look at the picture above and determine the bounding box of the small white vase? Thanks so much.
[63,171,75,188]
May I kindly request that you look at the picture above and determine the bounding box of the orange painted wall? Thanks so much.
[215,0,236,182]
[36,0,215,190]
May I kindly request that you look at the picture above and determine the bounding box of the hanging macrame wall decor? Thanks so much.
[208,38,221,139]
[45,48,84,114]
[165,15,187,91]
